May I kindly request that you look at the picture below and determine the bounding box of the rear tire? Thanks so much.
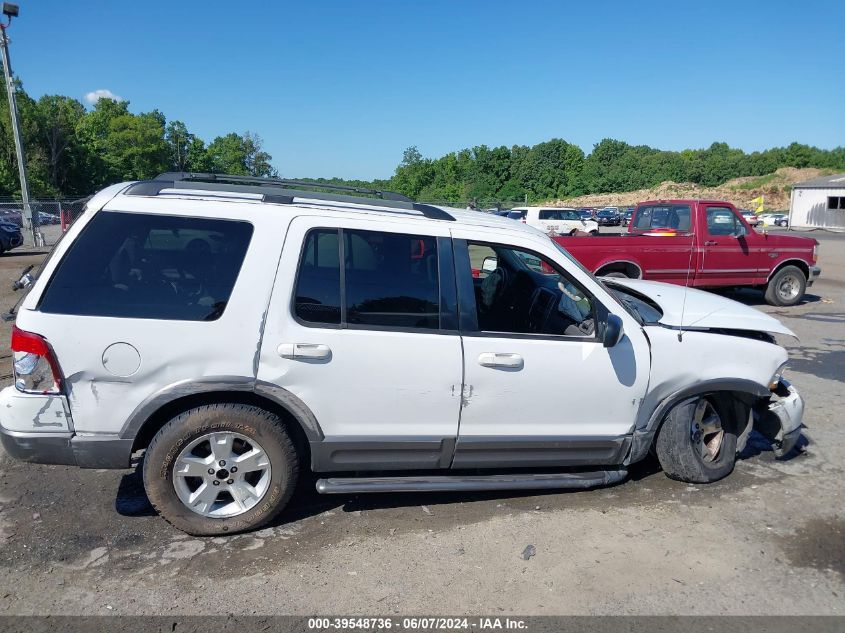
[143,403,299,535]
[655,395,737,484]
[765,265,806,306]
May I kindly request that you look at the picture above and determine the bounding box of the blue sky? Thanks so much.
[10,0,845,179]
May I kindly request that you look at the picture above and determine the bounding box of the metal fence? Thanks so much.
[0,198,88,247]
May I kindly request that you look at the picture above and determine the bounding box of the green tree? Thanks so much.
[103,111,169,181]
[206,132,276,177]
[165,120,193,172]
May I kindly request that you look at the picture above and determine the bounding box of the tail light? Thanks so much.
[10,326,63,394]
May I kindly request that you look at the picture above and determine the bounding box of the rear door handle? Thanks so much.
[478,352,524,369]
[278,343,331,360]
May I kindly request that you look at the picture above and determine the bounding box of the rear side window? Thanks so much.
[633,205,691,231]
[39,211,253,321]
[294,228,440,330]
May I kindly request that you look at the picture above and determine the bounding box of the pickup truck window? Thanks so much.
[706,207,741,236]
[633,205,691,232]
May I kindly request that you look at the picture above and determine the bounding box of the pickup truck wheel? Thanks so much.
[765,265,806,306]
[604,272,628,278]
[655,396,737,484]
[143,403,299,535]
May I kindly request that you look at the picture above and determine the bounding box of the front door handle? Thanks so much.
[704,240,718,246]
[478,352,524,369]
[278,343,332,360]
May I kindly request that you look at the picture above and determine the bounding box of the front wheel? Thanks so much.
[143,403,299,535]
[765,265,806,306]
[655,396,738,484]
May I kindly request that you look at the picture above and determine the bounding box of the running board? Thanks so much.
[315,469,627,494]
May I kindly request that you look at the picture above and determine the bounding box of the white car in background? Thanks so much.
[739,210,761,227]
[507,206,599,236]
[761,213,789,228]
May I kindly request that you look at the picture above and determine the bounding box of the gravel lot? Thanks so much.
[0,230,842,616]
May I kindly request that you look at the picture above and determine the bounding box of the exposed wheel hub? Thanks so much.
[691,398,724,463]
[172,431,272,518]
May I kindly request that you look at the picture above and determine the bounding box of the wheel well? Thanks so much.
[130,391,312,467]
[769,259,809,282]
[595,261,642,279]
[651,390,756,445]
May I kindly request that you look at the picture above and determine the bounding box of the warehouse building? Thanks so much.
[789,173,845,230]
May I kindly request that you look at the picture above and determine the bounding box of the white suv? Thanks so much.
[507,206,599,236]
[1,174,804,535]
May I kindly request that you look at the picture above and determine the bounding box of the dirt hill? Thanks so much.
[553,167,835,211]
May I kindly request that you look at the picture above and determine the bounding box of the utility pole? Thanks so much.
[0,3,38,246]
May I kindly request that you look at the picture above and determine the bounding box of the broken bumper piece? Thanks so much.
[755,379,804,457]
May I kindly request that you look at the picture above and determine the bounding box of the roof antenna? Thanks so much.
[677,211,697,342]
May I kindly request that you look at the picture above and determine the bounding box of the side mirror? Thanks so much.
[603,314,624,348]
[481,256,498,273]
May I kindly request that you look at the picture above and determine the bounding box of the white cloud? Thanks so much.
[84,89,123,105]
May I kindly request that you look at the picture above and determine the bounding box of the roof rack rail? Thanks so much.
[155,172,413,202]
[123,172,455,222]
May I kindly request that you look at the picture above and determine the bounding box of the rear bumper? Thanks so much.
[0,426,133,468]
[808,266,821,286]
[0,386,132,468]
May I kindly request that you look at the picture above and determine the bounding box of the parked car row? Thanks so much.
[0,209,61,226]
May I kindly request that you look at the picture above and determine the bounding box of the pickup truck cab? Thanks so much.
[554,200,820,306]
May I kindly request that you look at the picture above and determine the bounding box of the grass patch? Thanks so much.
[732,173,779,190]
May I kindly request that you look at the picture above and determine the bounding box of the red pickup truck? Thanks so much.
[554,200,820,306]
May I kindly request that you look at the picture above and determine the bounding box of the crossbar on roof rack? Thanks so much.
[123,173,455,221]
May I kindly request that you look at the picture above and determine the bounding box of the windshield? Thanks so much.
[551,239,660,321]
[601,280,664,324]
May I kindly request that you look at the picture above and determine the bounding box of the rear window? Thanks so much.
[39,211,253,321]
[633,205,691,232]
[295,228,440,330]
[507,211,526,220]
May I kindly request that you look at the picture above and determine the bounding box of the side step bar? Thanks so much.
[316,469,627,495]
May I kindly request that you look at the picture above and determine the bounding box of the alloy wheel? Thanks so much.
[172,431,272,518]
[690,398,724,463]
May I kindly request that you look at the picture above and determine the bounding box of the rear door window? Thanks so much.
[38,211,253,320]
[294,229,341,324]
[294,228,441,330]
